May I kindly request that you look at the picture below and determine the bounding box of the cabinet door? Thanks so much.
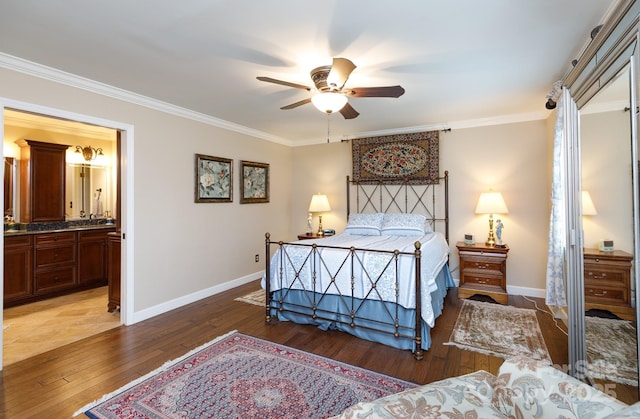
[78,238,108,285]
[4,245,33,303]
[31,146,66,221]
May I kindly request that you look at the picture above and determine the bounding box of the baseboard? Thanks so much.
[506,284,546,299]
[130,271,263,324]
[452,277,545,299]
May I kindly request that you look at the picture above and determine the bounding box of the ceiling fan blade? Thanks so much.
[339,102,360,119]
[280,98,312,110]
[327,57,356,90]
[346,85,405,98]
[257,76,311,91]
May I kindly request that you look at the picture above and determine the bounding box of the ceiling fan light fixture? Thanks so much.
[311,92,348,114]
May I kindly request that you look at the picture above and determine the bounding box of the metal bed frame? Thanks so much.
[264,171,449,360]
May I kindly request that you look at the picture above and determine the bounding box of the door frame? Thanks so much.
[0,98,135,370]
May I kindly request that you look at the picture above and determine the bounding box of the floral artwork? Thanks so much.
[240,160,269,203]
[195,154,232,202]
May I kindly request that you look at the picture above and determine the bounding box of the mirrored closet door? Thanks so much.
[580,64,639,401]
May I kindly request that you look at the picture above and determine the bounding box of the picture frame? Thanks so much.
[240,160,269,204]
[195,154,233,203]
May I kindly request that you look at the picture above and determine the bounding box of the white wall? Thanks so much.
[291,120,551,295]
[0,66,293,315]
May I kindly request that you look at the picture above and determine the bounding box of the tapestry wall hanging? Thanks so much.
[352,130,439,184]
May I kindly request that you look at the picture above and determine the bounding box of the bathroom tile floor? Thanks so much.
[2,286,121,365]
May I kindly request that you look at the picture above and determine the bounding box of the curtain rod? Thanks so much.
[545,25,604,110]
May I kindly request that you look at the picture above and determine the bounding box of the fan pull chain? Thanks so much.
[326,112,331,143]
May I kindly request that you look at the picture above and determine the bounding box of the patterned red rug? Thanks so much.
[75,330,415,418]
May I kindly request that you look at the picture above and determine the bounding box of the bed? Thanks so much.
[262,172,452,359]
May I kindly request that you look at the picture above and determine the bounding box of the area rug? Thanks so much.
[444,299,551,361]
[586,316,638,386]
[235,289,265,306]
[74,330,415,418]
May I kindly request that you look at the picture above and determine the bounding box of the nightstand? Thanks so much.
[297,233,325,240]
[584,248,634,320]
[456,242,509,304]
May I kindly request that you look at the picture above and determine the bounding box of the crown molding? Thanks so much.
[0,52,293,146]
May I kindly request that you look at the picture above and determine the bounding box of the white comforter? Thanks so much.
[263,232,450,327]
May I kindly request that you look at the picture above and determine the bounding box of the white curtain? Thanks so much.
[545,87,574,308]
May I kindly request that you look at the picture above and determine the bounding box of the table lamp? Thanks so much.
[582,191,598,216]
[308,194,331,236]
[475,190,508,246]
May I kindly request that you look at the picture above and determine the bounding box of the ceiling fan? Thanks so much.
[257,57,405,119]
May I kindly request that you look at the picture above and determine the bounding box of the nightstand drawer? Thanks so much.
[585,285,629,306]
[461,274,503,288]
[460,258,504,274]
[584,266,627,284]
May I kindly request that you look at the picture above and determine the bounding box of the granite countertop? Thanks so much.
[4,223,116,236]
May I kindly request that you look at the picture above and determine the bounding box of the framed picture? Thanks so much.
[195,154,233,203]
[240,160,269,204]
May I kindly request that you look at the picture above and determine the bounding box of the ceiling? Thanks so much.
[0,1,618,145]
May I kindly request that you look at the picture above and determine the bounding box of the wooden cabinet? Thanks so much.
[456,242,509,304]
[18,139,70,223]
[34,231,76,294]
[107,232,121,312]
[3,235,32,303]
[78,229,111,285]
[4,227,115,306]
[584,248,634,320]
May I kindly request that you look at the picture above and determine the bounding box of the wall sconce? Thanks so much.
[582,191,598,216]
[75,145,103,162]
[308,194,331,236]
[475,190,509,246]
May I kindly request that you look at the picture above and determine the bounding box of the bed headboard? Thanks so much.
[346,170,449,242]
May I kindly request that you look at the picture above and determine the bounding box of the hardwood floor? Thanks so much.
[0,279,623,417]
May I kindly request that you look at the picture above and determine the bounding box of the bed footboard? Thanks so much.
[264,233,425,360]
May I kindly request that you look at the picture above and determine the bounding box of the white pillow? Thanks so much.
[381,213,428,236]
[344,213,383,236]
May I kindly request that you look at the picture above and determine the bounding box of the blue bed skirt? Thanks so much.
[269,264,455,352]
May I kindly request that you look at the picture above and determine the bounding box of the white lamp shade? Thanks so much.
[311,92,348,113]
[475,191,508,214]
[308,194,331,212]
[582,191,598,215]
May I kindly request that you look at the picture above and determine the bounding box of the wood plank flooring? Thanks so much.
[0,279,632,417]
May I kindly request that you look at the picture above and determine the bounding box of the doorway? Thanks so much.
[0,100,133,369]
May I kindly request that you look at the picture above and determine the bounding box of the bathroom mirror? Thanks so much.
[580,65,638,402]
[4,157,14,218]
[65,163,111,220]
